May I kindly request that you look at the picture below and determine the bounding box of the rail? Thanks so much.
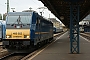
[0,52,15,60]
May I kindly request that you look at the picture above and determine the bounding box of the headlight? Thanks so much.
[24,35,29,38]
[27,36,29,38]
[6,35,11,38]
[7,36,10,38]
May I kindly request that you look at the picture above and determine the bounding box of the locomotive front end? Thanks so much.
[3,12,32,49]
[6,29,30,39]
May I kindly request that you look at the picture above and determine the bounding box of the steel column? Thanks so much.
[70,3,79,54]
[7,0,9,13]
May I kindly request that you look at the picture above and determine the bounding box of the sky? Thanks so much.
[0,0,59,21]
[1,0,89,24]
[0,0,44,13]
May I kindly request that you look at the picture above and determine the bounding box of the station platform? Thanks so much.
[27,31,90,60]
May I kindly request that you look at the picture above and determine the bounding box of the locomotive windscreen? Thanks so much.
[7,15,32,24]
[6,12,33,29]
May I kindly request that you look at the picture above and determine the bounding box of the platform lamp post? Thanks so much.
[7,0,9,13]
[5,0,10,14]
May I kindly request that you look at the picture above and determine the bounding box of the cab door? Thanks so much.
[37,18,41,41]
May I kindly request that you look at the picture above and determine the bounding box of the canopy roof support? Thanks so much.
[70,3,79,54]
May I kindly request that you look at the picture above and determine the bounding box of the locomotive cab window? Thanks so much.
[36,18,40,25]
[7,15,32,25]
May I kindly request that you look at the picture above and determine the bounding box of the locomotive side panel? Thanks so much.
[40,18,53,41]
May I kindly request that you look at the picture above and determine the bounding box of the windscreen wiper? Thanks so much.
[11,15,25,26]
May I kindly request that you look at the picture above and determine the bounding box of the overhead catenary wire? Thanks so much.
[0,3,6,7]
[31,0,42,7]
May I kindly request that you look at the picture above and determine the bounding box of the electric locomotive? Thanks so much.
[2,11,53,50]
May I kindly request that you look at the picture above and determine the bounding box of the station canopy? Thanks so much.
[39,0,90,28]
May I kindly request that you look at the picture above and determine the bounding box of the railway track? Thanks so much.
[0,32,66,60]
[80,32,90,40]
[0,53,29,60]
[0,52,15,60]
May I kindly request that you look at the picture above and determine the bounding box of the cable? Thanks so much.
[0,3,6,7]
[31,0,41,7]
[10,0,20,5]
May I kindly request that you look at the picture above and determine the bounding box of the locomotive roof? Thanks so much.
[7,12,37,16]
[7,12,52,23]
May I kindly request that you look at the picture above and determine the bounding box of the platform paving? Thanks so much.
[28,32,90,60]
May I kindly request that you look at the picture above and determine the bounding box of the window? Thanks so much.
[7,15,32,24]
